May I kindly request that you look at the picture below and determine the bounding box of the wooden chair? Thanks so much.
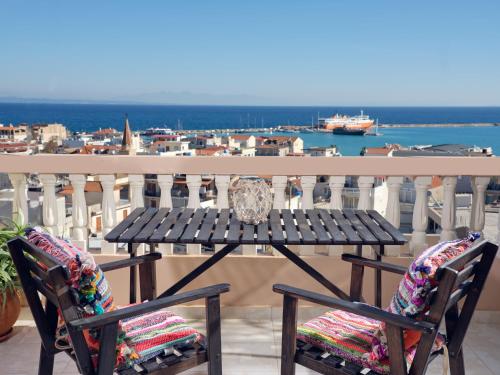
[8,236,229,375]
[274,240,498,375]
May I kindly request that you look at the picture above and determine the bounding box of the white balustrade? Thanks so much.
[186,175,202,254]
[158,174,174,254]
[329,176,345,210]
[385,176,403,256]
[300,176,316,255]
[410,176,432,255]
[99,174,117,254]
[469,176,490,237]
[440,176,457,241]
[69,174,88,250]
[8,173,28,225]
[129,174,145,210]
[357,176,374,210]
[39,174,59,235]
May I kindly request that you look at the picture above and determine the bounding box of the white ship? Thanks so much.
[319,111,374,134]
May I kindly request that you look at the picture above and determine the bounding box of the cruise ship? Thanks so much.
[319,111,374,135]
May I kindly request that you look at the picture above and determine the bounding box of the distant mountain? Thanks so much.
[0,91,271,106]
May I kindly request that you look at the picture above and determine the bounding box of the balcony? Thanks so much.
[1,154,500,374]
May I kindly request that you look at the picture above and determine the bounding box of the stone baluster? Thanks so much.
[100,174,117,254]
[329,176,345,210]
[158,174,174,255]
[40,174,59,236]
[272,176,287,209]
[129,174,145,210]
[158,175,173,209]
[301,176,316,209]
[186,175,201,254]
[272,176,288,256]
[440,176,457,241]
[300,176,316,255]
[327,176,346,255]
[8,173,28,225]
[357,176,374,210]
[410,176,432,255]
[469,176,490,237]
[385,176,404,256]
[129,175,145,254]
[69,174,88,250]
[215,175,230,209]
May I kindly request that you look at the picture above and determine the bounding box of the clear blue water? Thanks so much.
[1,102,500,155]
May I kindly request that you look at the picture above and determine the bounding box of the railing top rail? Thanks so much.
[1,154,498,176]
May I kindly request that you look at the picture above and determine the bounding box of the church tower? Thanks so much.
[121,114,135,154]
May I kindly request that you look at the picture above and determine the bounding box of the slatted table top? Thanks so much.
[105,208,406,246]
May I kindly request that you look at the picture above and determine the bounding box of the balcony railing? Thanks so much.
[2,154,499,257]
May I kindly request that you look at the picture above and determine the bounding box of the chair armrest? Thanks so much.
[99,252,162,272]
[342,254,407,275]
[273,284,435,334]
[69,283,230,330]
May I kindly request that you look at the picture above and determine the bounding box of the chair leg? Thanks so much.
[449,348,465,375]
[281,295,298,375]
[206,295,222,375]
[38,345,55,375]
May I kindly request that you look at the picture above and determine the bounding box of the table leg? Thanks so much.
[374,245,384,308]
[272,243,350,301]
[158,243,238,298]
[128,243,138,304]
[139,244,157,301]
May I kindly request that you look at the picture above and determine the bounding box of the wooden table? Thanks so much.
[105,208,406,306]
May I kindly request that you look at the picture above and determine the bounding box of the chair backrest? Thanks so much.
[7,236,94,371]
[410,240,498,374]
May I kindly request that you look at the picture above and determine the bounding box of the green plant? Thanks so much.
[0,218,26,308]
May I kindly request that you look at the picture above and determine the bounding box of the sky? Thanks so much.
[1,0,499,106]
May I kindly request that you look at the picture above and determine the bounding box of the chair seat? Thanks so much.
[117,309,203,370]
[297,309,436,374]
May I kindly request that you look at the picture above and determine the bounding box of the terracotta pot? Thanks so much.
[0,289,21,338]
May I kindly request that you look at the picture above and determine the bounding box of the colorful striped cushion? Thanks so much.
[298,309,444,374]
[121,310,202,365]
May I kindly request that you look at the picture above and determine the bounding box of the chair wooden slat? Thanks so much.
[134,208,170,242]
[306,209,331,244]
[281,209,301,244]
[105,207,146,242]
[148,208,183,242]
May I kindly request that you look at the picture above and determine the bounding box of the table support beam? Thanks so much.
[158,244,239,298]
[272,244,350,301]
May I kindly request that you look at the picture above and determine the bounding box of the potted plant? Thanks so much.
[0,218,26,341]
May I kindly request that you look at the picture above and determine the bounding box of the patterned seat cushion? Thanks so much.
[298,309,443,374]
[25,227,201,369]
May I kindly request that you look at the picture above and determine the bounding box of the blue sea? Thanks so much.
[1,102,500,156]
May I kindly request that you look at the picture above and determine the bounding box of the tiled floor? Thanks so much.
[2,318,500,374]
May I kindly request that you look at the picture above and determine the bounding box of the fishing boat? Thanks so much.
[319,110,373,135]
